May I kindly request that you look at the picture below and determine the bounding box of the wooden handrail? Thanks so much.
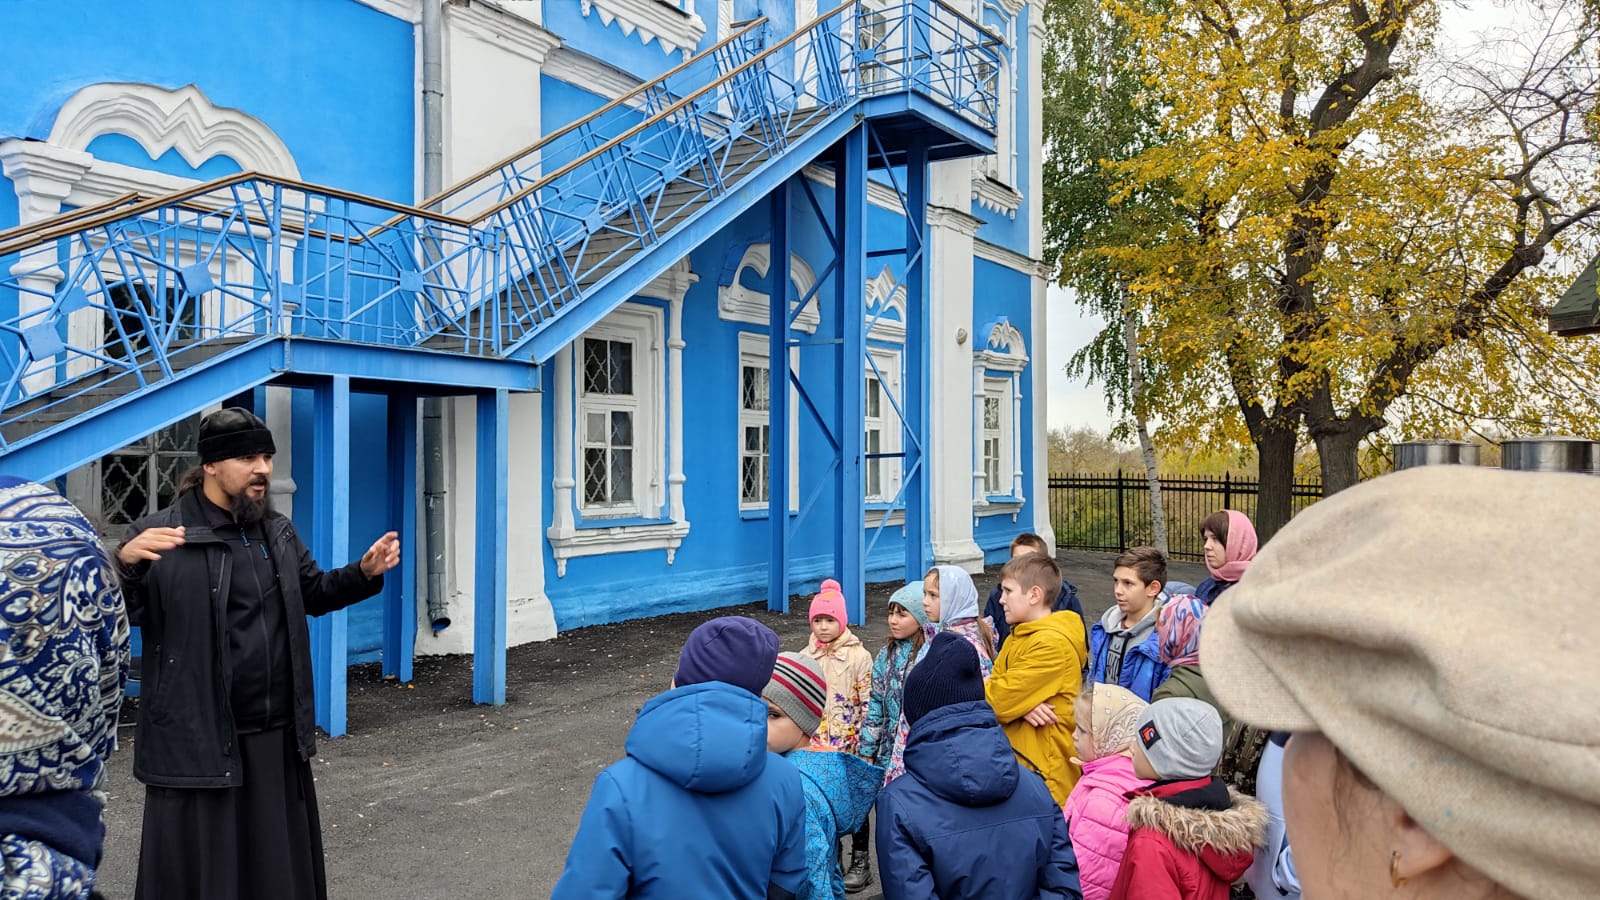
[474,0,871,221]
[0,192,145,247]
[0,172,473,258]
[416,15,772,215]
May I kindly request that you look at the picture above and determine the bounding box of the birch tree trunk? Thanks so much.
[1123,295,1167,555]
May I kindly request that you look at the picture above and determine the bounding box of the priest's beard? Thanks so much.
[229,480,273,524]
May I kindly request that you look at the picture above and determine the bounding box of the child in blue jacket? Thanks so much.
[764,652,885,900]
[876,632,1083,900]
[553,617,809,900]
[1088,547,1170,700]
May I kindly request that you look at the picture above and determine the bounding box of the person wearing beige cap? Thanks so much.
[1201,465,1600,900]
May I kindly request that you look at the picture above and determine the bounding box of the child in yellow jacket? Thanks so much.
[985,553,1089,805]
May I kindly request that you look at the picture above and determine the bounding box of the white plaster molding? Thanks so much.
[972,175,1022,218]
[349,0,423,23]
[865,266,906,343]
[975,317,1029,372]
[581,0,707,58]
[973,237,1045,277]
[1029,272,1054,550]
[639,256,699,304]
[447,1,562,64]
[544,47,646,103]
[802,164,905,215]
[666,279,688,524]
[996,0,1027,16]
[1028,6,1047,40]
[926,204,985,237]
[718,243,820,333]
[49,83,301,179]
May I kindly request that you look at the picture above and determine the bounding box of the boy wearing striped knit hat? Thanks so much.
[765,653,886,900]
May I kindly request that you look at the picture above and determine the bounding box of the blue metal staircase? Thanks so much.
[0,0,1000,484]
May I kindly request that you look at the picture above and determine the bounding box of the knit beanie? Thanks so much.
[1135,698,1223,781]
[762,652,827,736]
[887,582,930,629]
[673,616,780,697]
[809,578,848,625]
[902,632,985,725]
[198,407,276,464]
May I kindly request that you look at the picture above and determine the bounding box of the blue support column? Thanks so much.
[474,388,508,705]
[836,126,868,625]
[310,376,350,736]
[768,181,793,613]
[903,140,932,584]
[383,390,418,682]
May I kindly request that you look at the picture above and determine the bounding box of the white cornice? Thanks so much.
[973,175,1022,218]
[801,164,904,214]
[581,0,707,58]
[973,237,1045,276]
[449,1,562,64]
[350,0,422,23]
[1028,6,1047,40]
[927,204,985,237]
[544,47,647,104]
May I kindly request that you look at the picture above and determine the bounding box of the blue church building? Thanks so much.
[0,0,1051,734]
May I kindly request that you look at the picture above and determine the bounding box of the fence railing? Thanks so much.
[1049,471,1323,562]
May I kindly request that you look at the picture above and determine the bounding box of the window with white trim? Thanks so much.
[576,307,663,519]
[739,352,771,507]
[865,347,903,503]
[982,377,1009,494]
[737,332,800,513]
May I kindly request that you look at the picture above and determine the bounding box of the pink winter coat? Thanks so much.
[1062,754,1150,900]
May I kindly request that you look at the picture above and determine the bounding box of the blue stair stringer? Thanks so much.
[0,0,1000,483]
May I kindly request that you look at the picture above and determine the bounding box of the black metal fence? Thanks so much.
[1049,471,1324,562]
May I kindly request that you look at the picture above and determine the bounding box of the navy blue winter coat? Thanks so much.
[552,682,809,900]
[875,700,1083,900]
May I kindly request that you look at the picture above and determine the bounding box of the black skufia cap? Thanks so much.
[197,407,276,464]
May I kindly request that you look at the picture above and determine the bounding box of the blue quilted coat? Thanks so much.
[786,750,885,900]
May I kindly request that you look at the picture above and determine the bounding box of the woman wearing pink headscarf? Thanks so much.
[1194,509,1257,605]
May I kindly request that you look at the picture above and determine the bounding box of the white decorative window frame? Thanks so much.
[718,242,821,333]
[581,0,708,60]
[980,376,1012,495]
[0,82,307,519]
[865,345,904,504]
[973,3,1022,217]
[576,327,652,517]
[736,331,800,515]
[865,265,906,342]
[548,261,695,576]
[972,317,1028,516]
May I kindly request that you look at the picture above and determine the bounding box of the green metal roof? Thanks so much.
[1550,253,1600,336]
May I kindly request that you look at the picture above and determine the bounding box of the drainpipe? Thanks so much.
[421,0,451,632]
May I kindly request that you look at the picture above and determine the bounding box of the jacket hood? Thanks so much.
[625,682,771,793]
[812,628,865,657]
[1098,599,1160,639]
[788,749,884,834]
[1126,786,1268,881]
[1013,609,1088,654]
[902,700,1019,807]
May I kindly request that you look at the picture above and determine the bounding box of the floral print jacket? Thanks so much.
[802,629,874,754]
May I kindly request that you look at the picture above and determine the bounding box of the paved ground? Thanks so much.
[94,551,1207,899]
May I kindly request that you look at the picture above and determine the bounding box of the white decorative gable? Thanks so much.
[976,317,1028,372]
[865,265,907,342]
[581,0,707,59]
[717,242,821,333]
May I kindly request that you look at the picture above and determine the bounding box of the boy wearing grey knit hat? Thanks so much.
[763,652,884,900]
[1110,697,1266,900]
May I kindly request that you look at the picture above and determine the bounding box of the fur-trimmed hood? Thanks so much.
[1126,788,1267,854]
[1126,783,1268,883]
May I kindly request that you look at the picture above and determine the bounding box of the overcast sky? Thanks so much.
[1043,0,1536,435]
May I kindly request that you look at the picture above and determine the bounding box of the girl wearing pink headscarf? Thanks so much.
[1149,594,1230,732]
[1194,509,1257,605]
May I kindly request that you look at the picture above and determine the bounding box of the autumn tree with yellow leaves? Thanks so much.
[1046,0,1600,538]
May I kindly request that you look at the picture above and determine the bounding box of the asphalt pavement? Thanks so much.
[93,551,1207,899]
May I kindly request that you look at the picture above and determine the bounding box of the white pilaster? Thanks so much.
[927,162,986,572]
[265,386,298,517]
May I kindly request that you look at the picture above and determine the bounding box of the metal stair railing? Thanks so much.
[0,0,1000,455]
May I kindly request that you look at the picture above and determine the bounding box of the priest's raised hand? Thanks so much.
[361,531,401,579]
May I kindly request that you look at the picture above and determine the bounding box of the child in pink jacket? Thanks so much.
[1061,682,1151,900]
